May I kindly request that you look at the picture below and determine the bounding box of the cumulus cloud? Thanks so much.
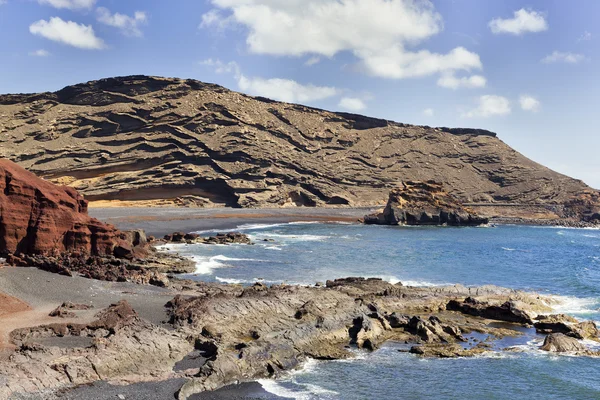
[305,56,321,66]
[578,31,592,42]
[38,0,96,10]
[489,8,548,35]
[30,17,105,50]
[422,108,434,117]
[199,9,233,30]
[97,7,148,37]
[338,97,366,112]
[519,95,540,112]
[29,49,50,57]
[437,73,486,89]
[238,75,337,103]
[541,51,585,64]
[462,95,511,118]
[201,57,337,104]
[200,58,241,76]
[201,0,484,84]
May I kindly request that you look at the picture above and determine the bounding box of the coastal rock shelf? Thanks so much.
[0,75,598,220]
[2,276,598,399]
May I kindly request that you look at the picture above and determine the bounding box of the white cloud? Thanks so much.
[200,9,233,30]
[519,95,540,112]
[489,8,548,35]
[305,56,321,66]
[541,51,585,64]
[97,7,148,37]
[200,58,241,76]
[437,72,486,89]
[201,0,484,84]
[0,1,7,5]
[29,49,50,57]
[338,97,366,112]
[462,95,511,118]
[29,17,105,50]
[201,57,337,103]
[38,0,96,10]
[238,75,337,103]
[422,108,434,117]
[578,31,592,42]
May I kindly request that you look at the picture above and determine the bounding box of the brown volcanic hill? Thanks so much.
[0,75,597,217]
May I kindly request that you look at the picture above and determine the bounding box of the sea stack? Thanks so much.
[363,180,489,226]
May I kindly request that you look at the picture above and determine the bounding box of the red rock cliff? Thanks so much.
[0,159,127,257]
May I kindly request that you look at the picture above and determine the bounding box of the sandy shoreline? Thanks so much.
[88,207,379,237]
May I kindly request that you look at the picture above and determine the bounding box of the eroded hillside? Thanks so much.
[0,75,596,217]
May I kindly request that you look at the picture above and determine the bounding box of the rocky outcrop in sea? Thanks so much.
[363,180,489,226]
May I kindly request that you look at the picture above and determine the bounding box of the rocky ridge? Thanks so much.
[1,75,598,219]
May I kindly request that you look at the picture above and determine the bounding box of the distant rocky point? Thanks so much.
[364,181,488,226]
[0,75,598,221]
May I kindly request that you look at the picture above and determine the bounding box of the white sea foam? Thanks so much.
[215,276,246,284]
[258,379,337,400]
[257,233,331,241]
[378,275,452,287]
[545,295,600,315]
[232,221,322,231]
[501,247,516,251]
[264,245,283,251]
[191,255,229,275]
[210,255,265,262]
[258,359,338,399]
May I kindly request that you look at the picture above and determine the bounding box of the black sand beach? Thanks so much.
[88,207,378,237]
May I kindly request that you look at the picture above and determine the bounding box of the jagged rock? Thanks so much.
[0,278,567,399]
[0,159,133,257]
[446,297,533,325]
[364,181,488,226]
[1,75,597,219]
[163,232,252,245]
[540,333,587,352]
[409,343,488,358]
[48,302,92,318]
[534,315,599,340]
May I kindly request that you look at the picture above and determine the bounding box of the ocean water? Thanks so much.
[159,223,600,399]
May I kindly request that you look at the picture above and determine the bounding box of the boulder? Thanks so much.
[534,315,599,340]
[447,297,533,325]
[363,181,488,227]
[540,333,587,353]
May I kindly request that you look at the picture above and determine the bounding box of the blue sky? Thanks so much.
[1,0,598,188]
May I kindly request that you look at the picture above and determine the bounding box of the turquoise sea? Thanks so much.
[161,223,600,399]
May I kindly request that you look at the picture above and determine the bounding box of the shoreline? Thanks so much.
[88,206,599,237]
[88,207,379,237]
[1,208,599,399]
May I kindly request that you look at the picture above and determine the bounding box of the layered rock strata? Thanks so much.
[364,181,489,226]
[0,159,195,283]
[0,75,598,219]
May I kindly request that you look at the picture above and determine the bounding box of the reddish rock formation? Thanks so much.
[363,181,488,226]
[0,159,136,258]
